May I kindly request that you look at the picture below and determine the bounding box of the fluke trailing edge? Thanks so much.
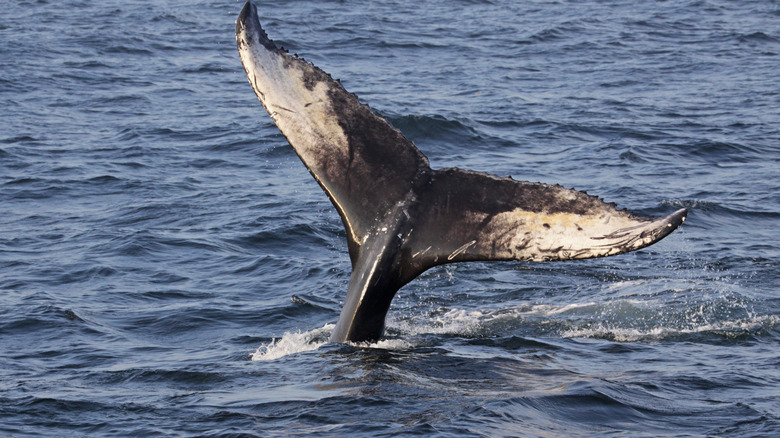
[235,1,687,343]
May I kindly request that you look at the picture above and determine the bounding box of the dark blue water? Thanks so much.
[2,0,779,436]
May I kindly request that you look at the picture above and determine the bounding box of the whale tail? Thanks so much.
[236,1,687,343]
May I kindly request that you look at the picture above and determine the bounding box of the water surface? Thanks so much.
[1,0,778,436]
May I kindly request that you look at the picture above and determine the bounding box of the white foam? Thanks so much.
[251,324,414,361]
[538,301,599,315]
[560,314,777,342]
[389,308,491,337]
[388,306,537,338]
[251,324,333,361]
[351,338,414,350]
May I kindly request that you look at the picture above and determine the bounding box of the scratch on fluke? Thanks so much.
[448,240,477,261]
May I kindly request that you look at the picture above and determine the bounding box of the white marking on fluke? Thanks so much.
[448,240,477,261]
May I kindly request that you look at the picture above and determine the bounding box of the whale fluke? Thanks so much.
[236,1,687,343]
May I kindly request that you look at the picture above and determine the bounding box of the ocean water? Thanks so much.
[1,0,778,436]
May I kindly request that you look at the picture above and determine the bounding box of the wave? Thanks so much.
[736,31,779,44]
[388,114,482,145]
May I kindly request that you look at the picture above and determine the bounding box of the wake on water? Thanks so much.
[252,289,773,361]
